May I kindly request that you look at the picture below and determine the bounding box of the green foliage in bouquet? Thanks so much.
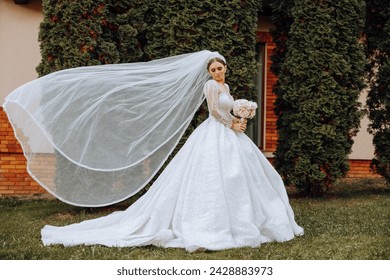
[365,0,390,185]
[270,0,366,197]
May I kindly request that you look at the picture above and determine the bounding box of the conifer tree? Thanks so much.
[37,0,146,76]
[270,0,366,196]
[269,0,295,77]
[365,0,390,184]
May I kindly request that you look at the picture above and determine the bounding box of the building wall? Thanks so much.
[0,0,43,104]
[0,107,46,196]
[0,0,46,197]
[350,89,374,160]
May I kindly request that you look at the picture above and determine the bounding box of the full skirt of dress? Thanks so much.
[41,116,303,252]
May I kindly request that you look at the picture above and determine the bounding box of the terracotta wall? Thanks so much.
[257,32,278,153]
[347,160,380,178]
[0,107,45,196]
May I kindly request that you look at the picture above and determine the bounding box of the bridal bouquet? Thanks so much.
[233,99,258,123]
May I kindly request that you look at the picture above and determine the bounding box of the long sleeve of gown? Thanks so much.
[203,80,235,127]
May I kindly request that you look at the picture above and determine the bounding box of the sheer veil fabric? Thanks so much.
[4,50,222,207]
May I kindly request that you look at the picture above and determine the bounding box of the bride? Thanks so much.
[4,50,303,252]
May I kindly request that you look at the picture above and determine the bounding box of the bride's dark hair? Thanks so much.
[207,57,227,70]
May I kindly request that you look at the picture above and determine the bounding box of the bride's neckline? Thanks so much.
[214,81,229,93]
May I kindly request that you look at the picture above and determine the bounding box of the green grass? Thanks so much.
[0,178,389,260]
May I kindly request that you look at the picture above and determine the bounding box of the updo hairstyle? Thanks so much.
[207,57,227,71]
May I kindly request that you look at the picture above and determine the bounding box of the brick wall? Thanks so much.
[257,32,278,153]
[0,107,46,197]
[347,159,380,178]
[264,45,278,152]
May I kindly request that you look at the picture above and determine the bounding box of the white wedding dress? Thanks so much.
[41,79,303,252]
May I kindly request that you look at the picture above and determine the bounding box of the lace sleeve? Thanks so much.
[203,80,234,127]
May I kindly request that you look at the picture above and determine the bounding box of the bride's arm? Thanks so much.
[203,81,246,132]
[203,81,234,127]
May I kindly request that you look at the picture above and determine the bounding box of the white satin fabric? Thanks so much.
[41,80,304,252]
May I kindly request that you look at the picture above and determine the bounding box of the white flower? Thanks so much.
[233,99,258,120]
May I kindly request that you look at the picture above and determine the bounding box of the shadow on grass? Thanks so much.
[329,178,389,198]
[286,178,389,200]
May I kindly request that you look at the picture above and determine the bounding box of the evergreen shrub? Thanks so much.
[37,0,146,75]
[365,0,390,184]
[270,0,366,196]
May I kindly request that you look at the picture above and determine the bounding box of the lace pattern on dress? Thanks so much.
[203,80,235,127]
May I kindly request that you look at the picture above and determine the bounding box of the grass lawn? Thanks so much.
[0,178,389,260]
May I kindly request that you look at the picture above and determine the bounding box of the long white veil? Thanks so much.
[4,50,221,207]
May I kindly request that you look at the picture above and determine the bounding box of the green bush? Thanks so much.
[270,0,366,197]
[37,0,146,75]
[269,0,294,77]
[365,0,390,184]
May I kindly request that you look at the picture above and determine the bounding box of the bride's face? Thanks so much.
[208,61,227,82]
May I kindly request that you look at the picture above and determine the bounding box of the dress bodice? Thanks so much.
[218,92,234,114]
[203,80,235,127]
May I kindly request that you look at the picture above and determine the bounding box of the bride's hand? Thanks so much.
[231,121,246,133]
[233,117,247,125]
